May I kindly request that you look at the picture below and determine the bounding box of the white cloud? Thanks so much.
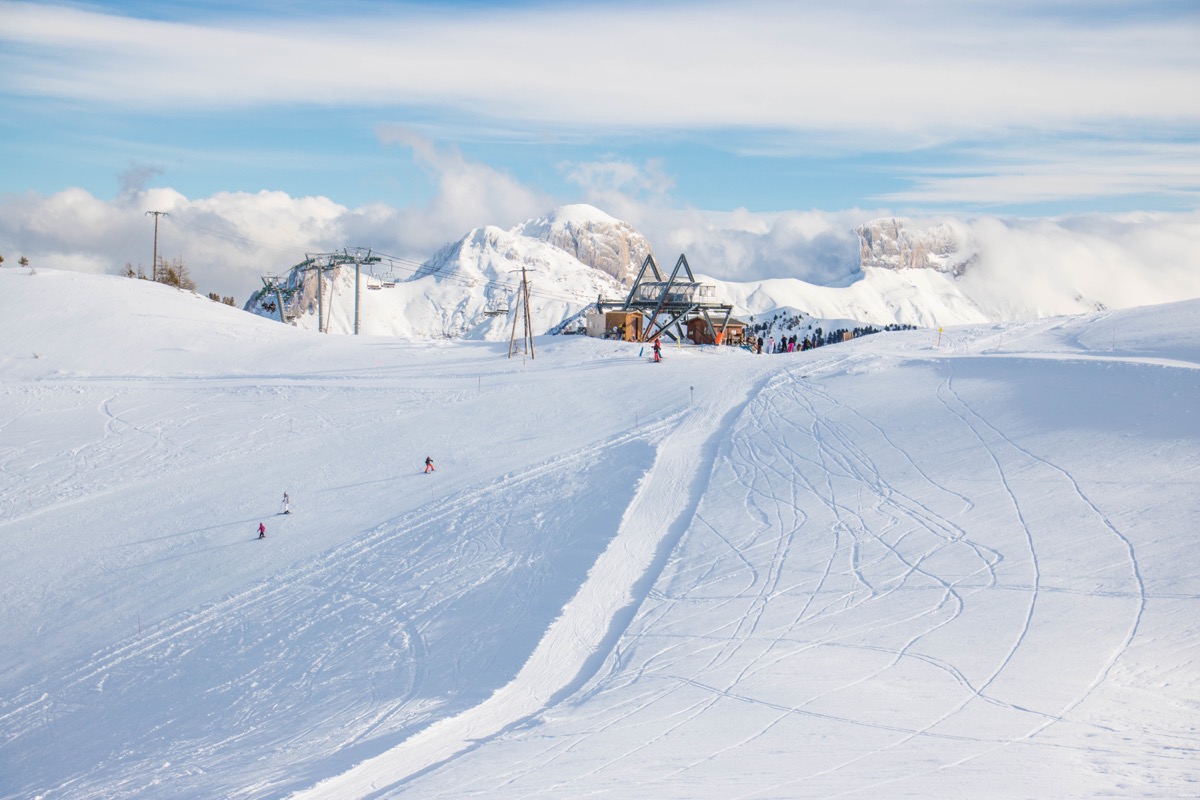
[560,158,674,223]
[880,141,1200,207]
[3,139,1197,313]
[2,1,1197,143]
[376,128,552,237]
[0,133,554,300]
[634,207,871,285]
[3,186,1198,313]
[916,212,1196,320]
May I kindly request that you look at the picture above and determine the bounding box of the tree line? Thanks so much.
[122,259,236,306]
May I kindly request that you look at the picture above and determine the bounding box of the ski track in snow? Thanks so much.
[391,344,1187,800]
[0,414,667,799]
[2,283,1198,800]
[285,372,773,799]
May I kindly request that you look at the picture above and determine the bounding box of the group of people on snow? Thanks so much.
[753,334,814,355]
[257,459,436,539]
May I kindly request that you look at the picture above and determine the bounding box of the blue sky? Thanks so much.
[3,0,1198,212]
[0,0,1198,296]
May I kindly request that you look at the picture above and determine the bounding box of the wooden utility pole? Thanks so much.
[508,266,535,359]
[145,211,169,282]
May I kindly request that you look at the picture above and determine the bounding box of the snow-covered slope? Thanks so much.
[2,267,1198,799]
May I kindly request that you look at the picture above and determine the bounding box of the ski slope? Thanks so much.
[1,269,1197,799]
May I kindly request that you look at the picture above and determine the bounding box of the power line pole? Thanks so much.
[508,265,535,359]
[145,211,169,282]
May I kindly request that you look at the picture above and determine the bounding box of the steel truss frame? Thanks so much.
[599,254,733,344]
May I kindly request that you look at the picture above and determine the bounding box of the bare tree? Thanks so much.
[159,257,196,291]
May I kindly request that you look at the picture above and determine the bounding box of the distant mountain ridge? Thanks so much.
[246,205,1183,338]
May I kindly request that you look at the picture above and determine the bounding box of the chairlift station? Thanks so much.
[257,246,744,347]
[593,254,739,345]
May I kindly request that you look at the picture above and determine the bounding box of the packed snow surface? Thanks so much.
[2,268,1198,799]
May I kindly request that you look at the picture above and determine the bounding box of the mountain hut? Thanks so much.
[687,317,747,346]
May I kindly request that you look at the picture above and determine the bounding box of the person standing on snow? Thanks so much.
[280,492,291,514]
[652,338,662,362]
[258,522,266,539]
[424,456,435,473]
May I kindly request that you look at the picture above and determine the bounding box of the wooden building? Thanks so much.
[687,317,747,346]
[601,311,642,341]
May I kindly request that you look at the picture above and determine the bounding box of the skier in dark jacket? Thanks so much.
[652,338,662,362]
[424,456,435,473]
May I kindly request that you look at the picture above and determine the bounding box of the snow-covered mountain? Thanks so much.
[708,269,992,329]
[247,207,627,340]
[510,204,653,287]
[247,206,1198,338]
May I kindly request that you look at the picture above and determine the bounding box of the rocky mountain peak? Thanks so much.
[511,204,654,287]
[855,218,974,276]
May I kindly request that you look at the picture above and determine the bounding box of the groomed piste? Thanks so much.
[1,269,1197,799]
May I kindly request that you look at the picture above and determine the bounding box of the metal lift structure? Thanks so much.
[597,254,734,344]
[265,248,381,334]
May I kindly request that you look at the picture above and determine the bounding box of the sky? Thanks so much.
[1,0,1198,299]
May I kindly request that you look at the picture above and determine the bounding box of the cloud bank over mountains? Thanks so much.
[3,179,1197,322]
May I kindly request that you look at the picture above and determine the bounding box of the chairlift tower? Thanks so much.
[290,248,381,334]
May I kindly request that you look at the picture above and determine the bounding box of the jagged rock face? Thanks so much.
[512,204,655,287]
[856,218,973,276]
